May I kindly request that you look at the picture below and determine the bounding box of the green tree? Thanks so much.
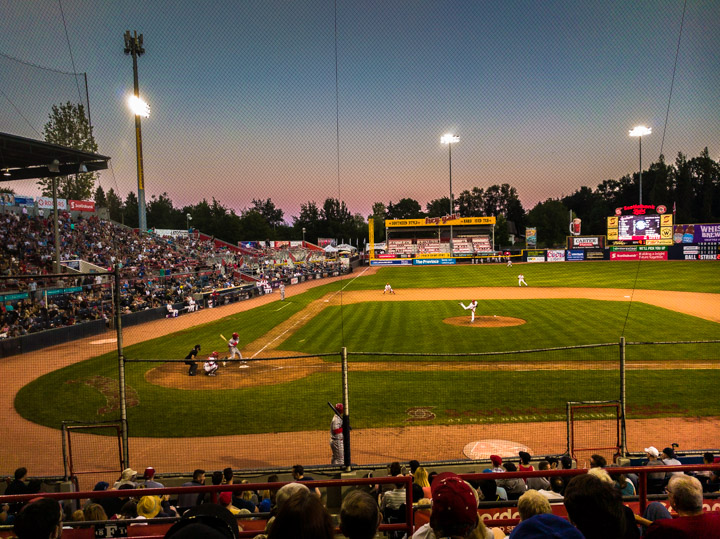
[147,192,182,230]
[38,102,99,200]
[426,197,451,217]
[526,198,569,248]
[386,198,423,219]
[251,198,285,229]
[293,201,322,245]
[123,192,139,228]
[456,187,485,216]
[369,202,387,242]
[689,148,719,222]
[106,188,124,222]
[94,185,107,207]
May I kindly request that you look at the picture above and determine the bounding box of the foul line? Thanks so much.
[250,267,371,359]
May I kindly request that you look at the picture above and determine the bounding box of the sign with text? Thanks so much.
[69,199,95,212]
[525,227,537,248]
[386,216,496,227]
[37,196,67,210]
[567,235,606,249]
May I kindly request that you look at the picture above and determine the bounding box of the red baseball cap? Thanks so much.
[431,473,478,535]
[490,455,502,467]
[219,491,233,506]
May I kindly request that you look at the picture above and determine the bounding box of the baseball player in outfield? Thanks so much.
[459,300,478,322]
[225,332,242,366]
[383,283,396,294]
[204,352,219,376]
[518,274,528,286]
[331,403,344,465]
[279,283,285,301]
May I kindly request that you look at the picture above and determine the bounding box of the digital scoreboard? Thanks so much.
[617,214,661,241]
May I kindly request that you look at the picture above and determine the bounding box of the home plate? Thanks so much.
[89,338,117,345]
[239,365,250,369]
[463,439,531,460]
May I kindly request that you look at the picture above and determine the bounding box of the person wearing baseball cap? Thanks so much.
[143,467,164,489]
[644,446,666,491]
[490,455,504,473]
[330,402,344,465]
[113,468,138,489]
[413,472,495,539]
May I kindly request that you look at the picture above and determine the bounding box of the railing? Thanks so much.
[2,465,719,538]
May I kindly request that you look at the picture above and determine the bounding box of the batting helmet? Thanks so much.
[336,403,344,414]
[232,332,238,338]
[212,351,219,358]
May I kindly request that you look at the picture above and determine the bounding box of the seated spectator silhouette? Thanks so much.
[526,460,551,491]
[508,514,584,538]
[497,462,526,500]
[5,467,30,514]
[177,469,206,512]
[266,489,334,539]
[13,498,63,539]
[661,446,684,480]
[517,490,551,522]
[164,504,240,538]
[642,475,720,538]
[589,454,607,468]
[563,473,638,539]
[340,490,381,539]
[644,446,667,493]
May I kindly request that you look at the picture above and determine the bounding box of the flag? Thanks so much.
[673,201,676,217]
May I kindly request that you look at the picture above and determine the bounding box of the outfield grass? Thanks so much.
[351,261,720,293]
[279,299,720,360]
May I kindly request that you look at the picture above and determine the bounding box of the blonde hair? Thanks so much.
[72,510,85,521]
[414,466,430,488]
[517,489,552,521]
[587,467,613,484]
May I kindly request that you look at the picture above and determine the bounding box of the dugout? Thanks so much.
[369,216,497,264]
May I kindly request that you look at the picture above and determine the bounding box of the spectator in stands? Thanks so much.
[490,455,504,473]
[136,495,177,519]
[560,455,573,470]
[518,452,534,479]
[508,514,584,538]
[497,462,526,500]
[113,467,138,489]
[641,475,720,537]
[340,490,381,539]
[589,454,607,468]
[117,500,139,521]
[644,446,667,492]
[142,466,164,489]
[526,460,551,491]
[291,464,321,498]
[414,466,432,499]
[5,467,30,514]
[546,457,559,470]
[661,446,684,479]
[478,477,507,502]
[267,489,334,539]
[536,476,565,500]
[218,491,242,515]
[13,498,63,539]
[608,466,636,496]
[412,472,500,539]
[177,469,206,512]
[165,504,240,538]
[83,502,108,524]
[380,462,407,513]
[563,474,638,539]
[517,490,551,521]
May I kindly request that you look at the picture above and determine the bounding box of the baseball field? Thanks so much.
[4,260,720,474]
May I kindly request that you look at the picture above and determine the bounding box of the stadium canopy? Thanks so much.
[335,243,357,253]
[0,132,110,182]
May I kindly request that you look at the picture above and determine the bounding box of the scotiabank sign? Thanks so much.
[611,251,668,261]
[69,200,96,212]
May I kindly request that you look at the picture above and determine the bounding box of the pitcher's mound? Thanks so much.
[444,316,526,327]
[463,439,532,460]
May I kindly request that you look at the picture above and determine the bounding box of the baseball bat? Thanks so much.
[220,334,228,342]
[327,401,341,416]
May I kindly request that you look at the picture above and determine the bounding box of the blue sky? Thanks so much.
[1,0,718,221]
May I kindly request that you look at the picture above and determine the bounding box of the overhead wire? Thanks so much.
[659,0,687,158]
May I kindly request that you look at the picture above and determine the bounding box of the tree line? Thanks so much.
[37,101,720,249]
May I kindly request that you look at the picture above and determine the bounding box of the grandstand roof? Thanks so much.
[0,132,110,182]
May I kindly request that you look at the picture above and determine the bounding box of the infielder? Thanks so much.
[383,283,396,295]
[279,283,285,301]
[518,274,528,286]
[507,258,512,267]
[204,352,219,376]
[331,402,344,465]
[225,332,242,366]
[459,300,478,322]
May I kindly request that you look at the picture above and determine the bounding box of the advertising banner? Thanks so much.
[416,253,452,258]
[547,249,566,262]
[640,251,668,260]
[0,193,13,206]
[566,250,584,261]
[154,229,189,238]
[37,196,67,210]
[317,238,336,248]
[611,251,639,261]
[413,258,456,265]
[567,235,605,249]
[586,250,605,260]
[370,259,412,266]
[13,196,34,207]
[525,228,537,248]
[694,224,720,243]
[386,216,495,227]
[69,200,96,212]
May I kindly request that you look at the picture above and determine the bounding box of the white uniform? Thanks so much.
[204,357,218,376]
[226,335,242,367]
[507,258,512,267]
[279,283,285,301]
[330,413,344,465]
[383,283,395,294]
[518,274,528,286]
[460,300,478,322]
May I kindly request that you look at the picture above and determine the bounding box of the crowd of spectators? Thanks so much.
[2,450,720,539]
[0,211,347,341]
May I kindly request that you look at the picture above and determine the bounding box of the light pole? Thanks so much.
[629,125,651,205]
[302,227,306,246]
[186,213,192,231]
[124,30,149,232]
[441,133,459,253]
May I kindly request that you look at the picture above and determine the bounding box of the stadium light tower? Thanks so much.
[124,30,148,232]
[186,213,192,231]
[629,125,651,205]
[441,133,459,253]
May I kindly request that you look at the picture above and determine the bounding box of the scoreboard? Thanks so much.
[617,214,661,241]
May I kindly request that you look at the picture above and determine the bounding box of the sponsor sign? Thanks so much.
[527,256,545,263]
[370,259,412,266]
[567,250,585,261]
[416,252,451,258]
[525,227,537,248]
[0,193,14,206]
[69,199,95,212]
[154,229,189,238]
[646,238,673,246]
[611,251,639,261]
[13,196,34,207]
[695,224,720,243]
[547,249,566,262]
[638,245,667,251]
[586,250,605,260]
[377,253,397,259]
[640,251,668,260]
[610,251,668,261]
[568,235,605,249]
[683,245,700,254]
[37,196,67,210]
[290,277,299,285]
[413,258,456,265]
[386,216,496,227]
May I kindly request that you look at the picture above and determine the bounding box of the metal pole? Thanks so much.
[132,50,147,232]
[341,347,350,471]
[448,142,453,254]
[638,136,642,205]
[114,265,129,467]
[619,336,627,457]
[53,176,61,273]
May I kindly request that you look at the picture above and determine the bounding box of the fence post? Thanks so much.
[114,265,129,468]
[342,347,351,471]
[619,336,627,457]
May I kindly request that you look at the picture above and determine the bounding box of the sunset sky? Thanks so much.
[1,0,718,222]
